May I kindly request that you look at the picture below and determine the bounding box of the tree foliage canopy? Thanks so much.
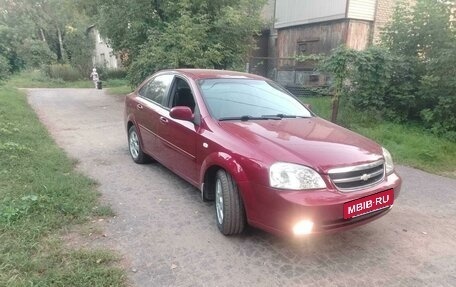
[0,0,94,80]
[95,0,266,85]
[381,0,456,137]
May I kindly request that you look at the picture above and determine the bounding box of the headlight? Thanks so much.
[382,147,394,175]
[269,162,326,190]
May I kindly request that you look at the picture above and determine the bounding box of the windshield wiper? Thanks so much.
[219,115,282,121]
[262,114,311,119]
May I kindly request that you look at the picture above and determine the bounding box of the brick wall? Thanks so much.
[373,0,416,43]
[373,0,397,43]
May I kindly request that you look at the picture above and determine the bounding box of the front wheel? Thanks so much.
[128,126,150,164]
[215,170,246,235]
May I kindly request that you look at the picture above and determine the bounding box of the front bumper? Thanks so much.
[239,172,402,236]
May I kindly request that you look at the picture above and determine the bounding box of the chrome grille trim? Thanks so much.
[328,160,385,192]
[328,160,384,174]
[331,169,384,184]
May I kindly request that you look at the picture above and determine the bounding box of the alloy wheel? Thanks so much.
[129,130,140,159]
[215,178,224,225]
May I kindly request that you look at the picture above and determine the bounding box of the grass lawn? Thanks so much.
[300,96,456,177]
[8,70,130,92]
[0,86,126,286]
[106,84,134,95]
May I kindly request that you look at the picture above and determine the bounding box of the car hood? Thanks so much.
[218,117,383,173]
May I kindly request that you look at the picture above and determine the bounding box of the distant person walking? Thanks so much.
[90,68,99,88]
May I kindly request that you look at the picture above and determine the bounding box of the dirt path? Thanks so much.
[28,88,456,287]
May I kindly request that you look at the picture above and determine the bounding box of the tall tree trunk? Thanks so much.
[57,26,64,60]
[40,28,46,42]
[331,94,340,123]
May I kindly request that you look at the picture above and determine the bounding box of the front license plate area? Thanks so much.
[344,189,394,219]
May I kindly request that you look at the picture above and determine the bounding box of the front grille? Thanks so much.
[328,160,385,191]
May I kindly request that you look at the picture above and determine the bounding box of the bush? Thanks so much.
[378,0,456,139]
[64,27,94,79]
[0,55,11,82]
[344,47,418,123]
[43,64,81,81]
[17,39,56,68]
[102,68,127,80]
[319,44,455,141]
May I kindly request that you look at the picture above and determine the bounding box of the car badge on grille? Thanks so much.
[360,173,371,181]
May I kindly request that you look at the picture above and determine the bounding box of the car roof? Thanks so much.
[172,69,267,81]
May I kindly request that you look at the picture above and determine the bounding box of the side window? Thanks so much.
[140,74,174,105]
[170,78,196,112]
[138,80,149,98]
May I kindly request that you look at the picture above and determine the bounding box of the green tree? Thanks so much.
[0,0,94,76]
[64,25,94,77]
[17,39,56,68]
[317,46,357,123]
[0,2,32,74]
[0,54,10,82]
[382,0,456,137]
[95,0,266,85]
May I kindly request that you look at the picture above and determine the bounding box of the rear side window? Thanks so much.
[139,74,174,105]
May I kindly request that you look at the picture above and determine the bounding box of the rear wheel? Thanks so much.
[215,170,246,235]
[128,126,150,164]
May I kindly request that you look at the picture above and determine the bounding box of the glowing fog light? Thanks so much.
[293,220,314,235]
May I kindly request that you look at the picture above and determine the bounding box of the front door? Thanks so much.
[155,77,199,185]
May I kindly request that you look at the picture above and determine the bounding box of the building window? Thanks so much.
[297,38,320,56]
[297,43,307,54]
[309,74,319,82]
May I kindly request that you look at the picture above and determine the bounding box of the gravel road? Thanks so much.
[27,88,456,287]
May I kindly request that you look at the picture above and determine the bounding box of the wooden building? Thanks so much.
[255,0,401,92]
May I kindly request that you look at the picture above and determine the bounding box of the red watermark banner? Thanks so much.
[344,189,394,219]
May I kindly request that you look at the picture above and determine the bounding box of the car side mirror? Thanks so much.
[170,106,194,122]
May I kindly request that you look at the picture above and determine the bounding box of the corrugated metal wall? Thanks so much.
[275,0,347,29]
[347,0,376,20]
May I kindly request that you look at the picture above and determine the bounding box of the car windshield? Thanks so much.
[198,79,312,120]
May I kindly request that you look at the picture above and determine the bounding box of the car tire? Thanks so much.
[214,170,246,235]
[128,125,150,164]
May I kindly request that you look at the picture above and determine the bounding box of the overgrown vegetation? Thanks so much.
[382,0,456,139]
[298,0,456,141]
[301,96,456,177]
[0,86,126,286]
[44,64,82,82]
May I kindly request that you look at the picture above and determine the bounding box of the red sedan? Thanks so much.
[124,69,401,237]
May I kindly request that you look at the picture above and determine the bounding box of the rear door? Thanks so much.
[135,74,174,160]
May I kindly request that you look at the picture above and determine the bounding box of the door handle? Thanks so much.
[159,116,168,124]
[136,104,143,110]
